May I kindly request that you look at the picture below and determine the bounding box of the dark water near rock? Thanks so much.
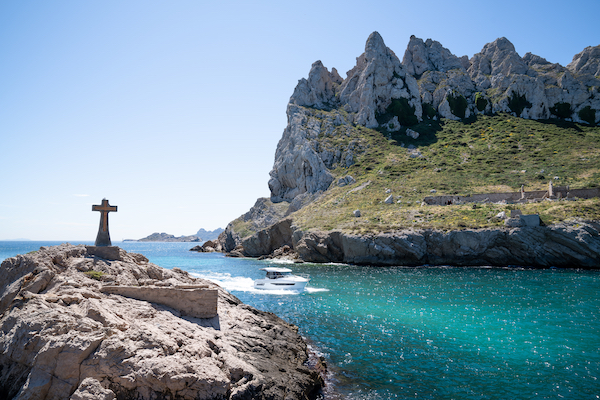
[2,241,599,399]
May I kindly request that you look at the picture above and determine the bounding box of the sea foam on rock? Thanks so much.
[0,244,324,399]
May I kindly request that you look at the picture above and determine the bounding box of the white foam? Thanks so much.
[306,287,330,293]
[191,271,328,295]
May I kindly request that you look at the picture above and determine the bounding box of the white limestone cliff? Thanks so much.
[402,35,467,76]
[568,44,600,76]
[338,31,423,128]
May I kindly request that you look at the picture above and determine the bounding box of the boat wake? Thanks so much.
[191,271,328,294]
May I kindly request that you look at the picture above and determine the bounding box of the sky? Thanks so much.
[1,0,599,241]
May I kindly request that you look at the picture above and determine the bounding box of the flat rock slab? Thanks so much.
[101,285,218,318]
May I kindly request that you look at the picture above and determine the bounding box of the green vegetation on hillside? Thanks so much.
[292,113,600,233]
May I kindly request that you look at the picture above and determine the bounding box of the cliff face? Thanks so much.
[0,244,323,399]
[229,218,600,268]
[292,221,600,268]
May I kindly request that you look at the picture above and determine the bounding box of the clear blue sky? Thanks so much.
[1,0,598,241]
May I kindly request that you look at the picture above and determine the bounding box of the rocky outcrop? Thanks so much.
[289,61,342,109]
[291,221,600,268]
[402,35,467,76]
[568,45,600,76]
[0,244,324,399]
[217,198,291,252]
[338,31,423,129]
[468,37,530,79]
[241,218,294,258]
[190,240,222,253]
[268,106,365,203]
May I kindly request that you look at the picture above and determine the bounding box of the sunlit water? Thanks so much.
[1,241,599,399]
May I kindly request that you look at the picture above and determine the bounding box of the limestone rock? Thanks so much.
[291,222,600,268]
[338,31,422,128]
[242,218,295,257]
[268,105,336,202]
[337,175,356,187]
[406,128,419,139]
[217,223,242,253]
[402,35,466,76]
[290,61,341,109]
[0,244,324,400]
[468,37,529,79]
[190,240,220,253]
[567,44,600,76]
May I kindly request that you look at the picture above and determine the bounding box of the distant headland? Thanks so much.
[124,228,224,242]
[124,232,201,242]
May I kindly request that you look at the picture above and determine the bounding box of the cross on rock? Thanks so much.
[92,199,117,246]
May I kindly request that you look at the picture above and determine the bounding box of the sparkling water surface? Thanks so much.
[1,241,599,399]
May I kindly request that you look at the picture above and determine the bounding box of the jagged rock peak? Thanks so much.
[523,52,551,67]
[402,35,467,76]
[567,44,600,76]
[338,31,422,128]
[365,31,388,60]
[468,37,529,78]
[290,60,341,109]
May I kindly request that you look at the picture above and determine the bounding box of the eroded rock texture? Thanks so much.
[0,244,323,400]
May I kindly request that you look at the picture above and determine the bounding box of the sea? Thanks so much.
[1,240,599,400]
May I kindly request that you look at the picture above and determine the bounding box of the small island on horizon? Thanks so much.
[124,228,224,242]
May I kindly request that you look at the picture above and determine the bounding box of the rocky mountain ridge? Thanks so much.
[218,32,600,267]
[267,32,600,206]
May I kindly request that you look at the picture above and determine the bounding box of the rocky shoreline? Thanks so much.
[219,219,600,268]
[0,244,324,399]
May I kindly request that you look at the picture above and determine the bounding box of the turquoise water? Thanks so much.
[1,241,599,399]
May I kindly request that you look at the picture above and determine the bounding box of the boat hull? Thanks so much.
[253,279,309,291]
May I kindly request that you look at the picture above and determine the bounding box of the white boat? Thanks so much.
[254,267,310,291]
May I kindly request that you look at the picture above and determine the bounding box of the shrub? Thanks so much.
[376,97,418,126]
[422,102,437,119]
[578,106,596,125]
[549,102,573,119]
[84,270,105,281]
[475,92,488,112]
[507,92,532,116]
[447,92,468,119]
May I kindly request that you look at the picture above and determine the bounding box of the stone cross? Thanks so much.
[92,199,117,246]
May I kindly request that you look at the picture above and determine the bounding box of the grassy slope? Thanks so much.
[292,112,600,234]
